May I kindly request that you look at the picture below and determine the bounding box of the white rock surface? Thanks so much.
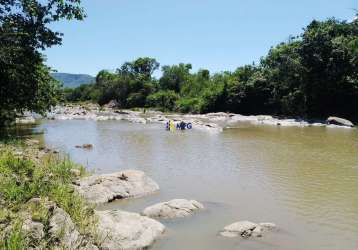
[75,170,159,204]
[142,199,204,219]
[327,116,354,127]
[47,105,356,132]
[15,116,36,124]
[96,210,165,250]
[220,220,276,238]
[22,218,45,241]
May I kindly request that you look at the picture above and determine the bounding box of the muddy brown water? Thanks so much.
[32,120,358,250]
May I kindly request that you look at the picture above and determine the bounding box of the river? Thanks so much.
[32,119,358,250]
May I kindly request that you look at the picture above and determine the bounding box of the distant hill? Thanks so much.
[51,73,95,88]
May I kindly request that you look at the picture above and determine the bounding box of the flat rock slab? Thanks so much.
[96,210,165,250]
[327,116,354,127]
[142,199,204,219]
[220,221,276,238]
[75,170,159,204]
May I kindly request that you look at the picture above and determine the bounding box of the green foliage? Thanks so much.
[146,90,179,111]
[1,221,26,250]
[159,64,192,92]
[0,0,85,126]
[64,17,358,121]
[175,97,202,113]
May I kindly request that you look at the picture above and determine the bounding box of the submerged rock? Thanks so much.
[326,116,354,127]
[220,220,276,238]
[96,210,165,250]
[142,199,204,219]
[75,170,159,204]
[75,144,93,149]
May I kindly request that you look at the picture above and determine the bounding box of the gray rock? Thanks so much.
[251,225,263,237]
[96,210,165,250]
[75,144,93,149]
[142,199,204,219]
[70,168,81,178]
[220,220,276,238]
[75,170,159,204]
[49,207,98,250]
[220,221,257,238]
[22,219,45,241]
[327,116,354,127]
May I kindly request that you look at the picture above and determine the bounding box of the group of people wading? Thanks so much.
[166,120,192,131]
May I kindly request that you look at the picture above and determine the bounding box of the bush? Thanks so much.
[146,90,179,111]
[175,97,202,113]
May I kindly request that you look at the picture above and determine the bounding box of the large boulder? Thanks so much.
[96,210,165,250]
[142,199,204,219]
[220,221,276,238]
[327,116,354,127]
[75,170,159,204]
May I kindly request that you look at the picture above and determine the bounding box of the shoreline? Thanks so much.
[36,104,356,132]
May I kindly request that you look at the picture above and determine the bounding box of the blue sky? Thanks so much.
[45,0,357,76]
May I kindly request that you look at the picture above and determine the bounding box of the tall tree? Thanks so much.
[0,0,85,126]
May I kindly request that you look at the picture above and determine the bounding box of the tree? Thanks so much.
[0,0,85,126]
[159,63,192,92]
[117,57,159,80]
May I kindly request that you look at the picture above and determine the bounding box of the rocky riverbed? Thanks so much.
[32,104,355,132]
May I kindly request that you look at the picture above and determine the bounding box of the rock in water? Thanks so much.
[220,221,257,238]
[75,170,159,204]
[327,116,354,127]
[220,220,276,238]
[142,199,204,219]
[75,144,93,149]
[96,210,165,250]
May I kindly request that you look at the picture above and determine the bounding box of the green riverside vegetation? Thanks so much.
[0,140,97,249]
[65,17,358,122]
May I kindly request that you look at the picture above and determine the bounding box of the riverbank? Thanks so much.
[0,139,166,249]
[20,104,355,133]
[0,139,97,249]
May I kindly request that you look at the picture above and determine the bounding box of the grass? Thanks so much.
[0,141,97,249]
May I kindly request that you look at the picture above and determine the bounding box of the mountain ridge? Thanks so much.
[51,72,95,88]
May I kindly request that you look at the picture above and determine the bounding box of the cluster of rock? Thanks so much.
[72,169,279,249]
[20,198,98,250]
[19,197,167,250]
[43,104,355,132]
[73,170,207,249]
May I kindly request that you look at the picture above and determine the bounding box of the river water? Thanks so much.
[33,119,358,250]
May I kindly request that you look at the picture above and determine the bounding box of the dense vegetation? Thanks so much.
[66,17,358,121]
[0,0,85,127]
